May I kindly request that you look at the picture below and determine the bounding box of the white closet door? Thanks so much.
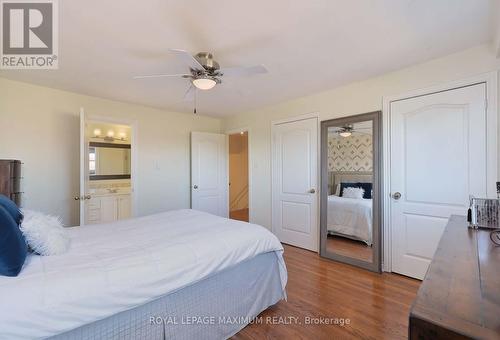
[191,132,228,217]
[390,84,487,279]
[272,117,318,251]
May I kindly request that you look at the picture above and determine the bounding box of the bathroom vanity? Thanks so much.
[86,187,131,224]
[83,139,132,225]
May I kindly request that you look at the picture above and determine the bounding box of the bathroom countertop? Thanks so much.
[89,188,131,197]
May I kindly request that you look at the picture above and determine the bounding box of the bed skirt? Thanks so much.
[50,252,284,340]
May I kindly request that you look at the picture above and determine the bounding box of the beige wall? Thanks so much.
[0,78,222,226]
[1,44,499,230]
[223,44,500,230]
[229,133,249,211]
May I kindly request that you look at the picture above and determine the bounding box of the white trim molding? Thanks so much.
[381,71,498,272]
[271,112,320,126]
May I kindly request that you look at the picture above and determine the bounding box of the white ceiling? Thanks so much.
[0,0,495,117]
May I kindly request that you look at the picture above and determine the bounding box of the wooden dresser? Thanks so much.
[0,159,22,206]
[409,215,500,339]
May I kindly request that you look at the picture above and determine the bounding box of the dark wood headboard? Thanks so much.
[0,160,22,206]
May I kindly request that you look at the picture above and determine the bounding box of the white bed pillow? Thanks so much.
[20,210,70,256]
[342,187,365,199]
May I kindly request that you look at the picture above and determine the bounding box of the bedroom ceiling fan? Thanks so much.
[331,124,372,138]
[133,49,268,112]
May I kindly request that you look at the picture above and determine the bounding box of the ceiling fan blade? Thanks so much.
[169,49,205,70]
[133,74,190,79]
[220,65,268,77]
[183,84,195,102]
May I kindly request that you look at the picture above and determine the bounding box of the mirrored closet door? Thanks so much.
[320,111,382,272]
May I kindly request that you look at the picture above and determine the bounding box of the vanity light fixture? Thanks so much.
[92,129,128,142]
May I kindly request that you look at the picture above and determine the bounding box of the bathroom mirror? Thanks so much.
[320,111,381,272]
[89,142,131,180]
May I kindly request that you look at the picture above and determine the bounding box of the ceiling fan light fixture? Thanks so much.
[339,131,352,138]
[192,77,217,90]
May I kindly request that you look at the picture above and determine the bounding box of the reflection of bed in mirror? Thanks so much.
[327,172,373,245]
[321,111,381,271]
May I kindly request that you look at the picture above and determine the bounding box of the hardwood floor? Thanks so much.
[233,245,420,339]
[230,208,249,222]
[326,235,373,262]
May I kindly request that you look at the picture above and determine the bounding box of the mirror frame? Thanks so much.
[319,111,382,273]
[89,141,131,180]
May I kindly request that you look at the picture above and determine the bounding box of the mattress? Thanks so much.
[0,209,287,339]
[326,195,373,245]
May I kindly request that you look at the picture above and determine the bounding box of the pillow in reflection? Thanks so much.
[340,182,372,199]
[342,187,365,199]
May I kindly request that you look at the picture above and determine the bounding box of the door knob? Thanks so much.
[85,195,91,200]
[308,188,316,194]
[392,192,401,200]
[74,196,81,201]
[193,185,198,189]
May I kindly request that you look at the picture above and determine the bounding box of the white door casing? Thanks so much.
[390,83,488,279]
[191,132,228,217]
[272,116,318,251]
[79,108,87,226]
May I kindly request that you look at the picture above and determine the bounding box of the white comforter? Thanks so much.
[327,195,373,245]
[0,209,287,339]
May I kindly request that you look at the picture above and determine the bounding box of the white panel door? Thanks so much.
[191,132,228,217]
[391,84,487,279]
[272,117,318,251]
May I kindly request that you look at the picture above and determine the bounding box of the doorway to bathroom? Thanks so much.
[78,109,136,226]
[228,130,249,222]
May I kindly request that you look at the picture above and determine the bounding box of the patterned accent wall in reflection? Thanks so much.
[328,134,373,171]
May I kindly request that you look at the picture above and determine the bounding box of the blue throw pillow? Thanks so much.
[0,205,27,276]
[0,194,23,225]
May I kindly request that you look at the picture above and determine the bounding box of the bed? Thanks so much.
[327,172,373,245]
[327,195,373,245]
[0,209,287,340]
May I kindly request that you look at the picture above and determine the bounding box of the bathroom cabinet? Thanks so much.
[86,194,131,224]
